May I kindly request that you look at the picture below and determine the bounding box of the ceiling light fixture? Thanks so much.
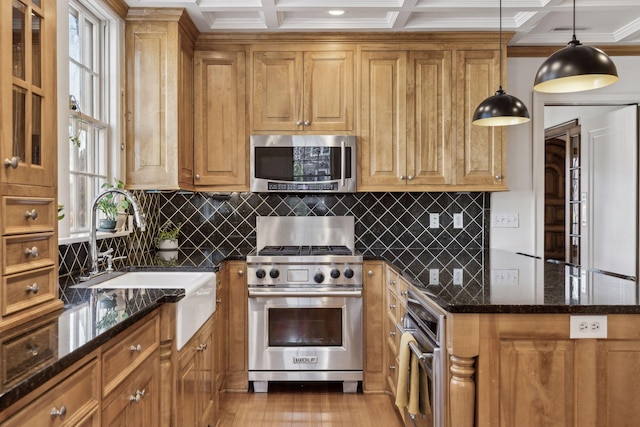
[472,0,530,127]
[327,10,346,16]
[533,0,618,93]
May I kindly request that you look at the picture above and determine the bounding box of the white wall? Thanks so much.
[490,56,640,254]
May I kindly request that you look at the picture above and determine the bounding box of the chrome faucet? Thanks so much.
[82,188,147,280]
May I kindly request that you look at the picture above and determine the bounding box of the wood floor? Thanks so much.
[218,383,404,427]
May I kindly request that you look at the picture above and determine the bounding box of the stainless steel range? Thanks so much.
[246,216,363,393]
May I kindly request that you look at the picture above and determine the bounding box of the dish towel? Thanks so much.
[395,331,421,416]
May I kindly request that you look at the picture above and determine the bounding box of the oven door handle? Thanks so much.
[340,139,346,188]
[248,289,362,298]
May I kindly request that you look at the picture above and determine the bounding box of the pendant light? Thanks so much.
[534,0,618,93]
[472,0,530,127]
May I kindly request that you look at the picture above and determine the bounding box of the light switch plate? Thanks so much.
[453,268,463,286]
[492,213,519,228]
[453,213,464,229]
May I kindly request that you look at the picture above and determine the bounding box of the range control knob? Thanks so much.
[269,268,280,279]
[314,272,325,284]
[344,268,354,279]
[330,269,341,279]
[255,269,266,279]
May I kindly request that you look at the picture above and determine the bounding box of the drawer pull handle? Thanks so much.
[389,304,396,309]
[25,246,39,257]
[129,389,145,403]
[197,343,208,352]
[130,344,142,352]
[25,283,39,294]
[4,157,19,169]
[400,290,407,297]
[389,331,396,337]
[27,344,40,356]
[50,405,67,417]
[24,209,38,220]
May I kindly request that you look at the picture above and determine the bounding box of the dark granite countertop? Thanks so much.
[0,249,220,412]
[363,248,640,314]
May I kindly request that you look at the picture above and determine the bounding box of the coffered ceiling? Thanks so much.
[123,0,640,46]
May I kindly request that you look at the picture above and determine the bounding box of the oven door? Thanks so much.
[248,289,363,373]
[403,315,444,427]
[250,135,356,193]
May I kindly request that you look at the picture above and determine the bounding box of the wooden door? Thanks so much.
[252,51,302,131]
[194,50,248,191]
[225,261,248,391]
[303,50,354,132]
[407,50,453,186]
[362,261,386,392]
[454,49,505,189]
[1,0,56,189]
[177,343,198,427]
[359,50,407,191]
[198,321,215,427]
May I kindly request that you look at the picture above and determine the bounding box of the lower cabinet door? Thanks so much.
[102,353,160,427]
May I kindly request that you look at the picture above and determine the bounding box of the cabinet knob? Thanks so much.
[495,175,502,180]
[390,280,396,286]
[197,343,208,352]
[130,344,142,352]
[195,174,201,180]
[25,246,39,257]
[216,299,222,304]
[129,389,145,403]
[296,120,302,126]
[304,120,311,126]
[399,175,405,180]
[25,283,39,294]
[26,343,40,356]
[4,157,19,169]
[400,290,407,297]
[389,365,396,370]
[50,405,67,417]
[238,270,244,276]
[389,304,396,309]
[408,175,414,180]
[367,270,373,276]
[24,209,38,220]
[389,331,396,337]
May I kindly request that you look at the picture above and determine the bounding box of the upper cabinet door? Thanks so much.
[252,48,355,133]
[303,50,354,132]
[455,49,506,189]
[1,0,55,189]
[252,51,302,132]
[358,50,407,190]
[194,49,248,191]
[407,50,453,187]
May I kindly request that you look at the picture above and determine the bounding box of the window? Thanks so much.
[59,0,123,240]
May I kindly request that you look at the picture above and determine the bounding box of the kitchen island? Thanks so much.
[373,249,640,427]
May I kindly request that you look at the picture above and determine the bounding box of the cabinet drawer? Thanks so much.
[2,358,99,427]
[387,315,400,354]
[387,290,399,319]
[2,319,57,387]
[386,346,399,395]
[1,197,55,235]
[3,232,56,276]
[2,266,56,317]
[102,313,160,396]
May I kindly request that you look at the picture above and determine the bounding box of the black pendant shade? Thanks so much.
[472,0,530,127]
[472,88,530,126]
[533,38,618,93]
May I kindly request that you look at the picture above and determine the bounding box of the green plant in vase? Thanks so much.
[156,220,182,250]
[97,179,129,230]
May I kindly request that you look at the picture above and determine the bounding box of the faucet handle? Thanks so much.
[98,247,114,258]
[106,254,127,273]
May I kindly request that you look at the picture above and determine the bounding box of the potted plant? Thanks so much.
[156,220,182,251]
[97,179,129,231]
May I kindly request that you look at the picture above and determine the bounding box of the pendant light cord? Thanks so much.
[498,0,504,93]
[571,0,579,45]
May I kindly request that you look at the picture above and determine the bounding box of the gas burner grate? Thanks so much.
[256,245,353,256]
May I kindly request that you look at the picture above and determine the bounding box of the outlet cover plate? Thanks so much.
[429,213,440,229]
[570,315,607,339]
[453,213,464,229]
[429,269,439,285]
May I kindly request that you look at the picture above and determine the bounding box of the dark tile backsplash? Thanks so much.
[58,191,489,279]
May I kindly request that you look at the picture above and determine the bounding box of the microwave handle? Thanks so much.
[341,140,346,188]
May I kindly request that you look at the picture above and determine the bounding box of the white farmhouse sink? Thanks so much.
[90,271,216,350]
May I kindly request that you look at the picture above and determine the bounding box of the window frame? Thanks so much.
[58,0,125,243]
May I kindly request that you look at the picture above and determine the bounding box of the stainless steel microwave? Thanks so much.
[250,135,357,193]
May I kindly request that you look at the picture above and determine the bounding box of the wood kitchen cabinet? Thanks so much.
[359,40,506,192]
[224,261,248,391]
[189,48,249,191]
[125,8,198,190]
[447,313,640,427]
[385,267,408,395]
[176,314,216,427]
[362,260,386,392]
[252,47,355,132]
[0,0,61,332]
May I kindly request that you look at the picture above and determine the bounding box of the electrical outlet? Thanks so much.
[570,315,607,339]
[453,213,464,229]
[429,269,439,285]
[453,268,463,286]
[492,213,519,228]
[491,269,519,285]
[429,213,440,229]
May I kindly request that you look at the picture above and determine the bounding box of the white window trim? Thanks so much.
[58,0,126,242]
